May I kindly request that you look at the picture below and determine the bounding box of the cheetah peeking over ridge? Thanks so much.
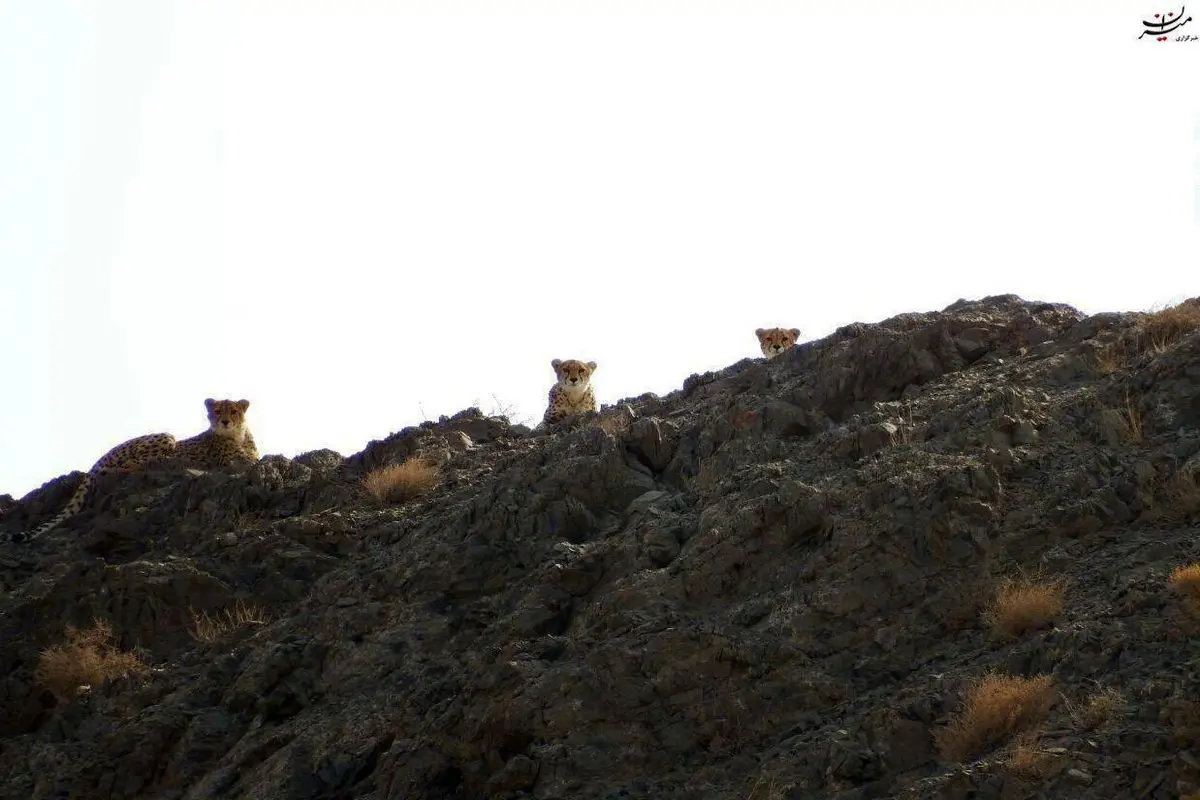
[755,327,801,358]
[543,358,598,425]
[0,398,259,545]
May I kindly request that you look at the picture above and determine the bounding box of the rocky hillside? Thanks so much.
[2,294,1200,800]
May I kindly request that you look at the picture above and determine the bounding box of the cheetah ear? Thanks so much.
[551,359,562,374]
[586,361,597,372]
[789,328,801,338]
[236,399,250,411]
[204,398,216,411]
[755,328,766,338]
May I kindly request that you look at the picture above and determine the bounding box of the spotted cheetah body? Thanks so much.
[1,399,258,544]
[543,359,598,425]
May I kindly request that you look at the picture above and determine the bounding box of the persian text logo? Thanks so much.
[1139,7,1196,40]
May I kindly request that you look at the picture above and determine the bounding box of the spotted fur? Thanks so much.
[0,398,258,544]
[755,327,801,358]
[543,358,598,425]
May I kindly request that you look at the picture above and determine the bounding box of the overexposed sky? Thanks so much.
[1,1,1197,499]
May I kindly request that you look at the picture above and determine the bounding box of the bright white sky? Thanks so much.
[1,1,1197,499]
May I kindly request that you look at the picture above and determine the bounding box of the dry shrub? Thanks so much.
[363,458,440,503]
[1139,298,1200,351]
[1066,687,1125,730]
[982,576,1064,639]
[1119,392,1144,442]
[745,770,785,800]
[935,673,1055,762]
[1002,733,1057,781]
[35,619,145,702]
[1145,470,1200,524]
[1169,564,1200,615]
[1091,339,1130,374]
[188,600,269,644]
[1093,299,1200,371]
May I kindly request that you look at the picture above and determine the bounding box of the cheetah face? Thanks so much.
[204,398,250,438]
[755,327,801,358]
[551,359,596,395]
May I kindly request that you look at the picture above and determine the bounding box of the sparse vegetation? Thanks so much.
[363,458,440,503]
[1155,471,1200,524]
[1139,298,1200,351]
[1091,298,1200,372]
[1168,563,1200,615]
[188,600,270,643]
[233,511,267,532]
[1002,733,1057,781]
[1066,687,1124,730]
[982,575,1064,639]
[745,770,785,800]
[35,619,145,702]
[1091,338,1130,374]
[935,673,1055,762]
[480,393,535,427]
[1119,392,1144,442]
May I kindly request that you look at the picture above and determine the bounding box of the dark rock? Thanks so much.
[2,295,1198,800]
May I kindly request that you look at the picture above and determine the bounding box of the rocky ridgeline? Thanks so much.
[1,294,1199,800]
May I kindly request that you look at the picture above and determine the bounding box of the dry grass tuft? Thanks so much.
[35,618,145,702]
[1091,339,1130,374]
[188,600,270,644]
[1002,733,1057,781]
[1139,298,1200,351]
[1119,392,1144,442]
[982,576,1064,639]
[1145,470,1200,524]
[745,770,785,800]
[1169,563,1200,614]
[1092,298,1200,372]
[363,458,440,504]
[1066,687,1125,730]
[935,673,1055,762]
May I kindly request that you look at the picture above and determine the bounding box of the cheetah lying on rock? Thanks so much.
[755,327,801,358]
[543,358,598,425]
[0,398,259,544]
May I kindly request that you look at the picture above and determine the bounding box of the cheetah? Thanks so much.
[543,358,598,425]
[755,327,801,358]
[0,398,259,544]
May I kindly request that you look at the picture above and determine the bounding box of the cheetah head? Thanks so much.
[551,359,596,396]
[755,327,801,358]
[204,398,250,438]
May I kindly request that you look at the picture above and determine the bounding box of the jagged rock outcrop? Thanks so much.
[1,294,1198,800]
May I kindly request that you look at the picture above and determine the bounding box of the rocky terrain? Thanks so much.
[1,294,1199,800]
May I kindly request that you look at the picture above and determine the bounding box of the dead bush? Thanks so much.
[188,600,270,644]
[1140,298,1200,351]
[1066,687,1124,730]
[1119,392,1144,442]
[35,619,145,702]
[982,576,1064,639]
[935,672,1055,762]
[1002,733,1057,781]
[363,458,440,503]
[1094,299,1200,371]
[1169,564,1200,616]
